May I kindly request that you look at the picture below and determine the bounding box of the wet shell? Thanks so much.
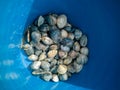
[31,31,41,43]
[30,25,38,31]
[80,47,89,55]
[41,32,48,37]
[44,58,52,62]
[32,69,43,75]
[30,61,41,70]
[64,26,73,32]
[28,54,38,61]
[41,61,50,71]
[60,38,74,48]
[35,50,42,56]
[39,24,49,32]
[57,59,63,65]
[41,36,53,45]
[50,66,58,73]
[52,74,59,82]
[69,50,78,59]
[49,29,61,43]
[59,73,68,81]
[64,57,72,65]
[57,14,67,28]
[41,72,52,81]
[23,44,34,56]
[67,64,75,73]
[32,42,48,51]
[58,50,68,59]
[68,33,74,40]
[73,61,83,73]
[76,54,88,64]
[50,44,58,50]
[57,65,67,74]
[60,45,70,52]
[27,30,30,42]
[37,16,44,26]
[80,35,88,47]
[74,29,82,40]
[39,52,46,60]
[47,15,57,25]
[50,59,57,67]
[47,50,57,58]
[61,29,68,38]
[73,42,80,51]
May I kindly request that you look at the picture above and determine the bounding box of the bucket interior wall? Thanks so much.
[0,0,120,90]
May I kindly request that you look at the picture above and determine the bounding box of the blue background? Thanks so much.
[0,0,120,90]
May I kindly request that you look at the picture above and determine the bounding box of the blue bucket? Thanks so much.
[0,0,120,90]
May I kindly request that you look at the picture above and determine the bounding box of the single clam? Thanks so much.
[31,31,41,43]
[52,74,59,82]
[39,52,46,60]
[28,54,38,61]
[73,42,80,52]
[69,50,78,59]
[63,57,72,65]
[73,61,83,73]
[60,38,74,48]
[41,61,50,71]
[47,15,57,25]
[47,50,57,58]
[50,44,58,50]
[41,36,53,45]
[61,29,68,38]
[49,29,61,43]
[80,35,88,47]
[57,64,67,74]
[39,24,49,32]
[68,33,74,40]
[76,54,88,64]
[67,64,75,73]
[41,72,52,81]
[30,61,41,70]
[80,47,89,55]
[57,14,67,28]
[59,73,68,81]
[58,50,68,59]
[60,45,70,52]
[74,29,82,40]
[37,16,44,26]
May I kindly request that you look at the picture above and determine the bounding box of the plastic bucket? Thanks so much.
[0,0,120,90]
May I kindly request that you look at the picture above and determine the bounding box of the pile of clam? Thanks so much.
[21,13,89,82]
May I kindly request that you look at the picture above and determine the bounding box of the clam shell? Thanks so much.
[41,61,50,71]
[39,52,46,60]
[76,54,88,64]
[64,57,72,65]
[57,65,67,74]
[80,47,89,55]
[61,29,68,38]
[59,73,68,81]
[80,35,88,47]
[41,72,52,81]
[37,16,44,26]
[47,50,57,58]
[52,74,59,82]
[57,14,67,28]
[73,42,80,52]
[58,50,68,59]
[30,61,41,70]
[41,36,53,45]
[28,54,38,61]
[73,61,83,73]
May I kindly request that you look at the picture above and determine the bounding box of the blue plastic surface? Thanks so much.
[0,0,120,90]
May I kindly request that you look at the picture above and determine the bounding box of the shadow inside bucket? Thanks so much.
[24,0,120,90]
